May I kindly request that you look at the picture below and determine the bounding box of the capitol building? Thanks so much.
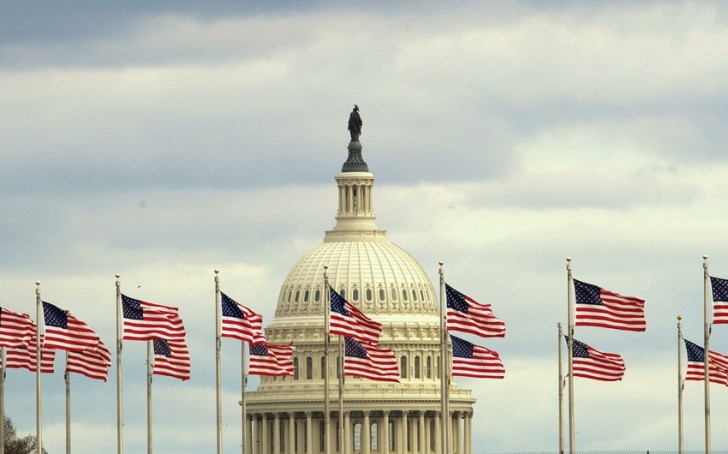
[245,134,475,454]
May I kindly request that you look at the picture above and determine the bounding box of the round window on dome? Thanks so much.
[314,289,321,303]
[379,289,385,301]
[412,289,417,301]
[304,290,310,302]
[287,290,292,303]
[340,288,346,299]
[421,290,426,301]
[402,289,408,301]
[295,290,300,302]
[366,288,372,301]
[352,288,359,301]
[390,287,397,301]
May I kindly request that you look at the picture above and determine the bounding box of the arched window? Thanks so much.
[293,357,299,380]
[340,288,346,300]
[306,357,313,380]
[353,422,362,452]
[390,287,397,301]
[426,356,432,379]
[321,356,326,379]
[389,419,395,450]
[314,289,321,302]
[352,288,359,301]
[430,419,436,450]
[414,356,421,379]
[295,290,300,302]
[412,289,418,301]
[402,288,408,301]
[366,288,373,301]
[379,288,385,301]
[400,356,408,379]
[319,421,325,452]
[303,289,309,302]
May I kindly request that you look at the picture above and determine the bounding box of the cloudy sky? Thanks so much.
[2,1,728,452]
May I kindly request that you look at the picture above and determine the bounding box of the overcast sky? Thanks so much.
[3,1,728,452]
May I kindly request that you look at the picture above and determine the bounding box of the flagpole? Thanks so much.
[338,335,344,454]
[116,273,124,454]
[147,341,153,454]
[566,258,575,454]
[677,315,683,454]
[65,353,71,454]
[241,342,247,454]
[0,347,5,454]
[703,255,711,454]
[438,261,449,454]
[323,266,331,454]
[214,270,223,454]
[35,281,43,454]
[558,322,564,454]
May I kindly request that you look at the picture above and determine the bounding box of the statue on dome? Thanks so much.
[348,105,362,141]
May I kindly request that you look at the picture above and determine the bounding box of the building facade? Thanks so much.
[245,138,475,454]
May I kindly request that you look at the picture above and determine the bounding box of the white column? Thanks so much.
[288,413,295,454]
[273,413,280,454]
[261,414,269,454]
[363,411,370,454]
[402,412,409,453]
[344,411,351,454]
[434,412,441,454]
[454,412,462,454]
[246,415,254,454]
[305,412,312,454]
[418,412,425,454]
[381,411,389,454]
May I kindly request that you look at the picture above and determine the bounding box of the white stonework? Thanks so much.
[246,148,474,454]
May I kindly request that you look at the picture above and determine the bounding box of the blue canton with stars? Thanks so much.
[153,338,171,356]
[684,339,705,363]
[42,301,68,328]
[344,337,367,359]
[450,335,473,359]
[250,344,268,356]
[221,292,244,319]
[711,276,728,302]
[567,337,590,358]
[329,288,348,316]
[573,280,603,306]
[445,284,469,313]
[121,295,144,320]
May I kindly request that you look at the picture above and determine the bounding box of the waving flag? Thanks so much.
[344,337,399,383]
[42,301,100,352]
[574,279,646,332]
[4,336,55,373]
[122,295,185,341]
[329,288,382,344]
[66,341,112,381]
[248,342,294,377]
[153,338,191,381]
[569,337,625,381]
[0,307,35,347]
[684,339,728,386]
[710,276,728,324]
[220,292,265,345]
[446,284,505,338]
[450,335,505,379]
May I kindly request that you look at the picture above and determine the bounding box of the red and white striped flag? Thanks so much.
[329,288,381,344]
[684,339,728,386]
[4,336,56,373]
[344,337,399,383]
[248,341,294,377]
[451,335,505,379]
[710,276,728,324]
[122,295,186,341]
[42,301,101,352]
[220,292,265,345]
[446,284,506,338]
[0,307,35,347]
[569,337,625,382]
[66,341,112,381]
[153,338,191,381]
[574,279,646,332]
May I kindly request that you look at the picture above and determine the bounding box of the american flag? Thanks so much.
[122,295,186,341]
[574,279,646,332]
[569,337,625,381]
[248,341,294,377]
[344,337,399,383]
[450,335,505,379]
[4,335,56,373]
[684,339,728,386]
[66,341,112,381]
[0,306,35,347]
[710,276,728,325]
[446,284,506,338]
[42,301,101,352]
[329,288,382,344]
[153,338,191,381]
[220,292,265,345]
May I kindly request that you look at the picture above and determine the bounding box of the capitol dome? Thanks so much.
[245,136,475,454]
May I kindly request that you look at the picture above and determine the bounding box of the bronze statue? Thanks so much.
[348,105,362,141]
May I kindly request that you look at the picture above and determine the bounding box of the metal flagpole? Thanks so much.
[566,258,575,454]
[438,261,449,454]
[338,335,344,454]
[35,282,43,454]
[323,266,331,454]
[116,274,124,454]
[241,343,247,454]
[558,322,564,454]
[677,315,684,454]
[0,347,4,454]
[214,270,223,454]
[65,353,71,454]
[703,255,711,453]
[147,341,153,454]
